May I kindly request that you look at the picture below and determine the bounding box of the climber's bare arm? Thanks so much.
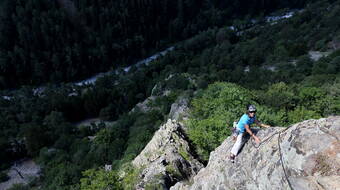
[255,120,270,128]
[245,124,260,143]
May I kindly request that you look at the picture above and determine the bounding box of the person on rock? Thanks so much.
[229,104,270,163]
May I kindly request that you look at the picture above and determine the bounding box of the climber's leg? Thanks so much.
[230,133,244,156]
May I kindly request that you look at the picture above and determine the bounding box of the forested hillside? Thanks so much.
[1,0,340,189]
[0,0,315,88]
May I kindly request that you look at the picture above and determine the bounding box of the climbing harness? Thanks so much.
[250,126,294,190]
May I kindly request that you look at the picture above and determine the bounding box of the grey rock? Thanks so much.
[169,96,190,122]
[132,119,204,189]
[0,159,41,190]
[171,116,340,190]
[133,96,157,113]
[308,51,331,61]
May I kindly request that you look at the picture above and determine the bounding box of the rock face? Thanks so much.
[132,119,204,189]
[133,96,157,113]
[308,51,331,61]
[0,159,41,190]
[171,116,340,190]
[168,95,190,122]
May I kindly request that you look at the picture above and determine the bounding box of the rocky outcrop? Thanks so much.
[132,119,203,189]
[308,51,331,61]
[328,39,340,50]
[133,96,157,113]
[168,95,190,122]
[133,91,171,113]
[0,159,41,190]
[171,116,340,190]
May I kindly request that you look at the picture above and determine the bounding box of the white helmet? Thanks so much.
[247,104,256,112]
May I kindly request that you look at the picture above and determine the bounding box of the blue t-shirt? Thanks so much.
[237,114,256,133]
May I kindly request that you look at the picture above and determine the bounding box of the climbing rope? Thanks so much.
[250,126,294,190]
[278,129,294,190]
[250,128,282,148]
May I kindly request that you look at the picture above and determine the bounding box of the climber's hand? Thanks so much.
[254,136,261,144]
[260,123,271,128]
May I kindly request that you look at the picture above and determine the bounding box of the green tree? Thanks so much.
[22,123,48,157]
[287,106,320,124]
[187,82,254,160]
[298,87,330,115]
[82,88,109,117]
[44,111,71,136]
[328,56,340,73]
[296,55,313,75]
[312,58,330,75]
[99,104,116,121]
[80,169,122,190]
[261,82,296,111]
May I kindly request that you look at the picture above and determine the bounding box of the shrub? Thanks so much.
[166,74,190,90]
[260,82,296,111]
[7,184,29,190]
[287,106,321,124]
[0,171,9,182]
[80,168,122,190]
[187,82,254,160]
[121,164,142,190]
[99,104,116,121]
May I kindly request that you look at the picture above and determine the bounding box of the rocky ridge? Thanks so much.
[170,116,340,190]
[129,82,340,190]
[132,119,204,189]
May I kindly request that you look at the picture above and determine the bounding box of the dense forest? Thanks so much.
[0,0,317,88]
[1,0,340,189]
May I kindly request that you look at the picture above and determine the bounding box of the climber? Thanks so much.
[229,104,270,163]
